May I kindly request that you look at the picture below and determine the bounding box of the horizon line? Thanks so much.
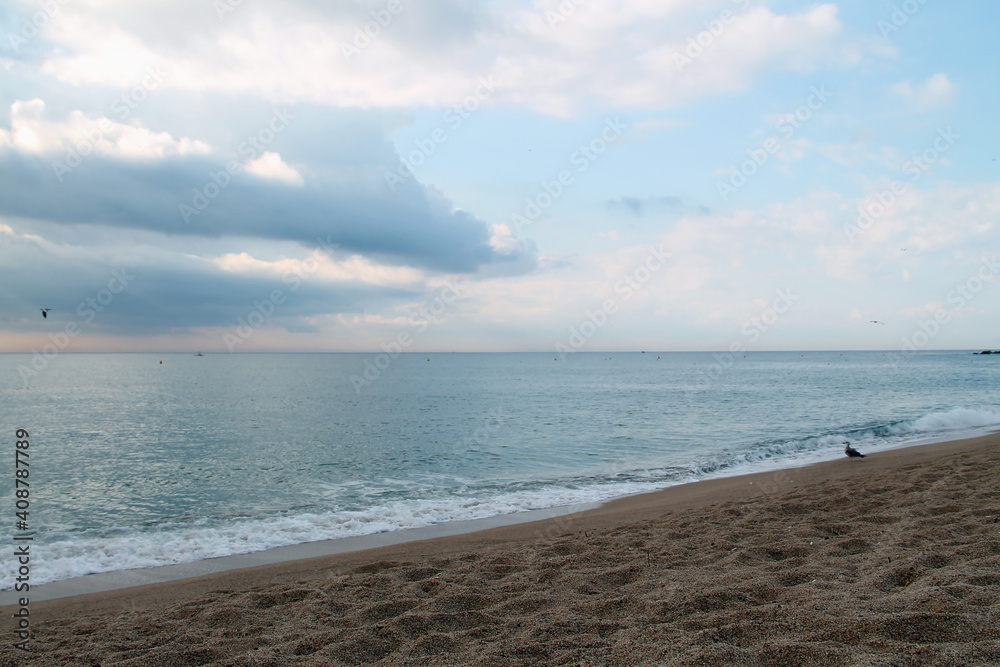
[0,349,993,355]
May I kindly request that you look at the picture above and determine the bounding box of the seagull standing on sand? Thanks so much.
[40,308,52,319]
[843,441,865,458]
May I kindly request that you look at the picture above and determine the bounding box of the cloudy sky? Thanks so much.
[1,0,997,353]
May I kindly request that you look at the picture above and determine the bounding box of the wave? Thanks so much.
[885,407,1000,435]
[5,406,998,590]
[691,407,1000,480]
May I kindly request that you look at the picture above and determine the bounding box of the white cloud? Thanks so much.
[31,1,875,116]
[0,99,210,159]
[890,73,957,109]
[245,151,303,186]
[817,181,1000,281]
[210,250,425,287]
[487,223,522,254]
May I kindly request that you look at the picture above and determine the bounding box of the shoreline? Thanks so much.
[7,427,994,605]
[7,429,998,616]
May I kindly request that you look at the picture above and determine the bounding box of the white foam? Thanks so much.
[888,407,1000,435]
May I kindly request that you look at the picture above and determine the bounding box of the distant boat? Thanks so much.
[195,352,204,356]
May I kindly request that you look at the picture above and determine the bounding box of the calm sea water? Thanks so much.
[1,351,998,588]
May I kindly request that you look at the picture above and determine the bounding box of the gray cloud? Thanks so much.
[0,111,533,273]
[606,196,683,216]
[0,233,416,336]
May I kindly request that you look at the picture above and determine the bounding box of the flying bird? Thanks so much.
[844,441,865,458]
[40,308,52,319]
[870,320,885,325]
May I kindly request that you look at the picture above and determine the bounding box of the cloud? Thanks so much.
[209,250,426,288]
[0,224,420,338]
[890,73,957,109]
[0,98,210,159]
[0,100,535,273]
[22,0,876,116]
[245,151,303,185]
[815,181,1000,282]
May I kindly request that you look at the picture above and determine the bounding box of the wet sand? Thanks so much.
[3,433,999,665]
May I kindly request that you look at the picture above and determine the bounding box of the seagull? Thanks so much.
[40,308,52,319]
[844,441,865,458]
[870,320,885,325]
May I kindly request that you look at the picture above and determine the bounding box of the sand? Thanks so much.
[3,433,1000,666]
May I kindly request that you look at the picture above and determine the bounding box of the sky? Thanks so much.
[1,0,998,354]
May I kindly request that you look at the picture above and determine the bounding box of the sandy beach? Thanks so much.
[3,433,999,666]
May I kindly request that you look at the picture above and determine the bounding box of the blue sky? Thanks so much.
[0,0,997,353]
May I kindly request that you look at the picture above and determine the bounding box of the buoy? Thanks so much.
[159,361,162,364]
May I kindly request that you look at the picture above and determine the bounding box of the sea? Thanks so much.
[1,350,998,590]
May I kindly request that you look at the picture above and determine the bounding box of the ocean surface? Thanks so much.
[1,350,999,589]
